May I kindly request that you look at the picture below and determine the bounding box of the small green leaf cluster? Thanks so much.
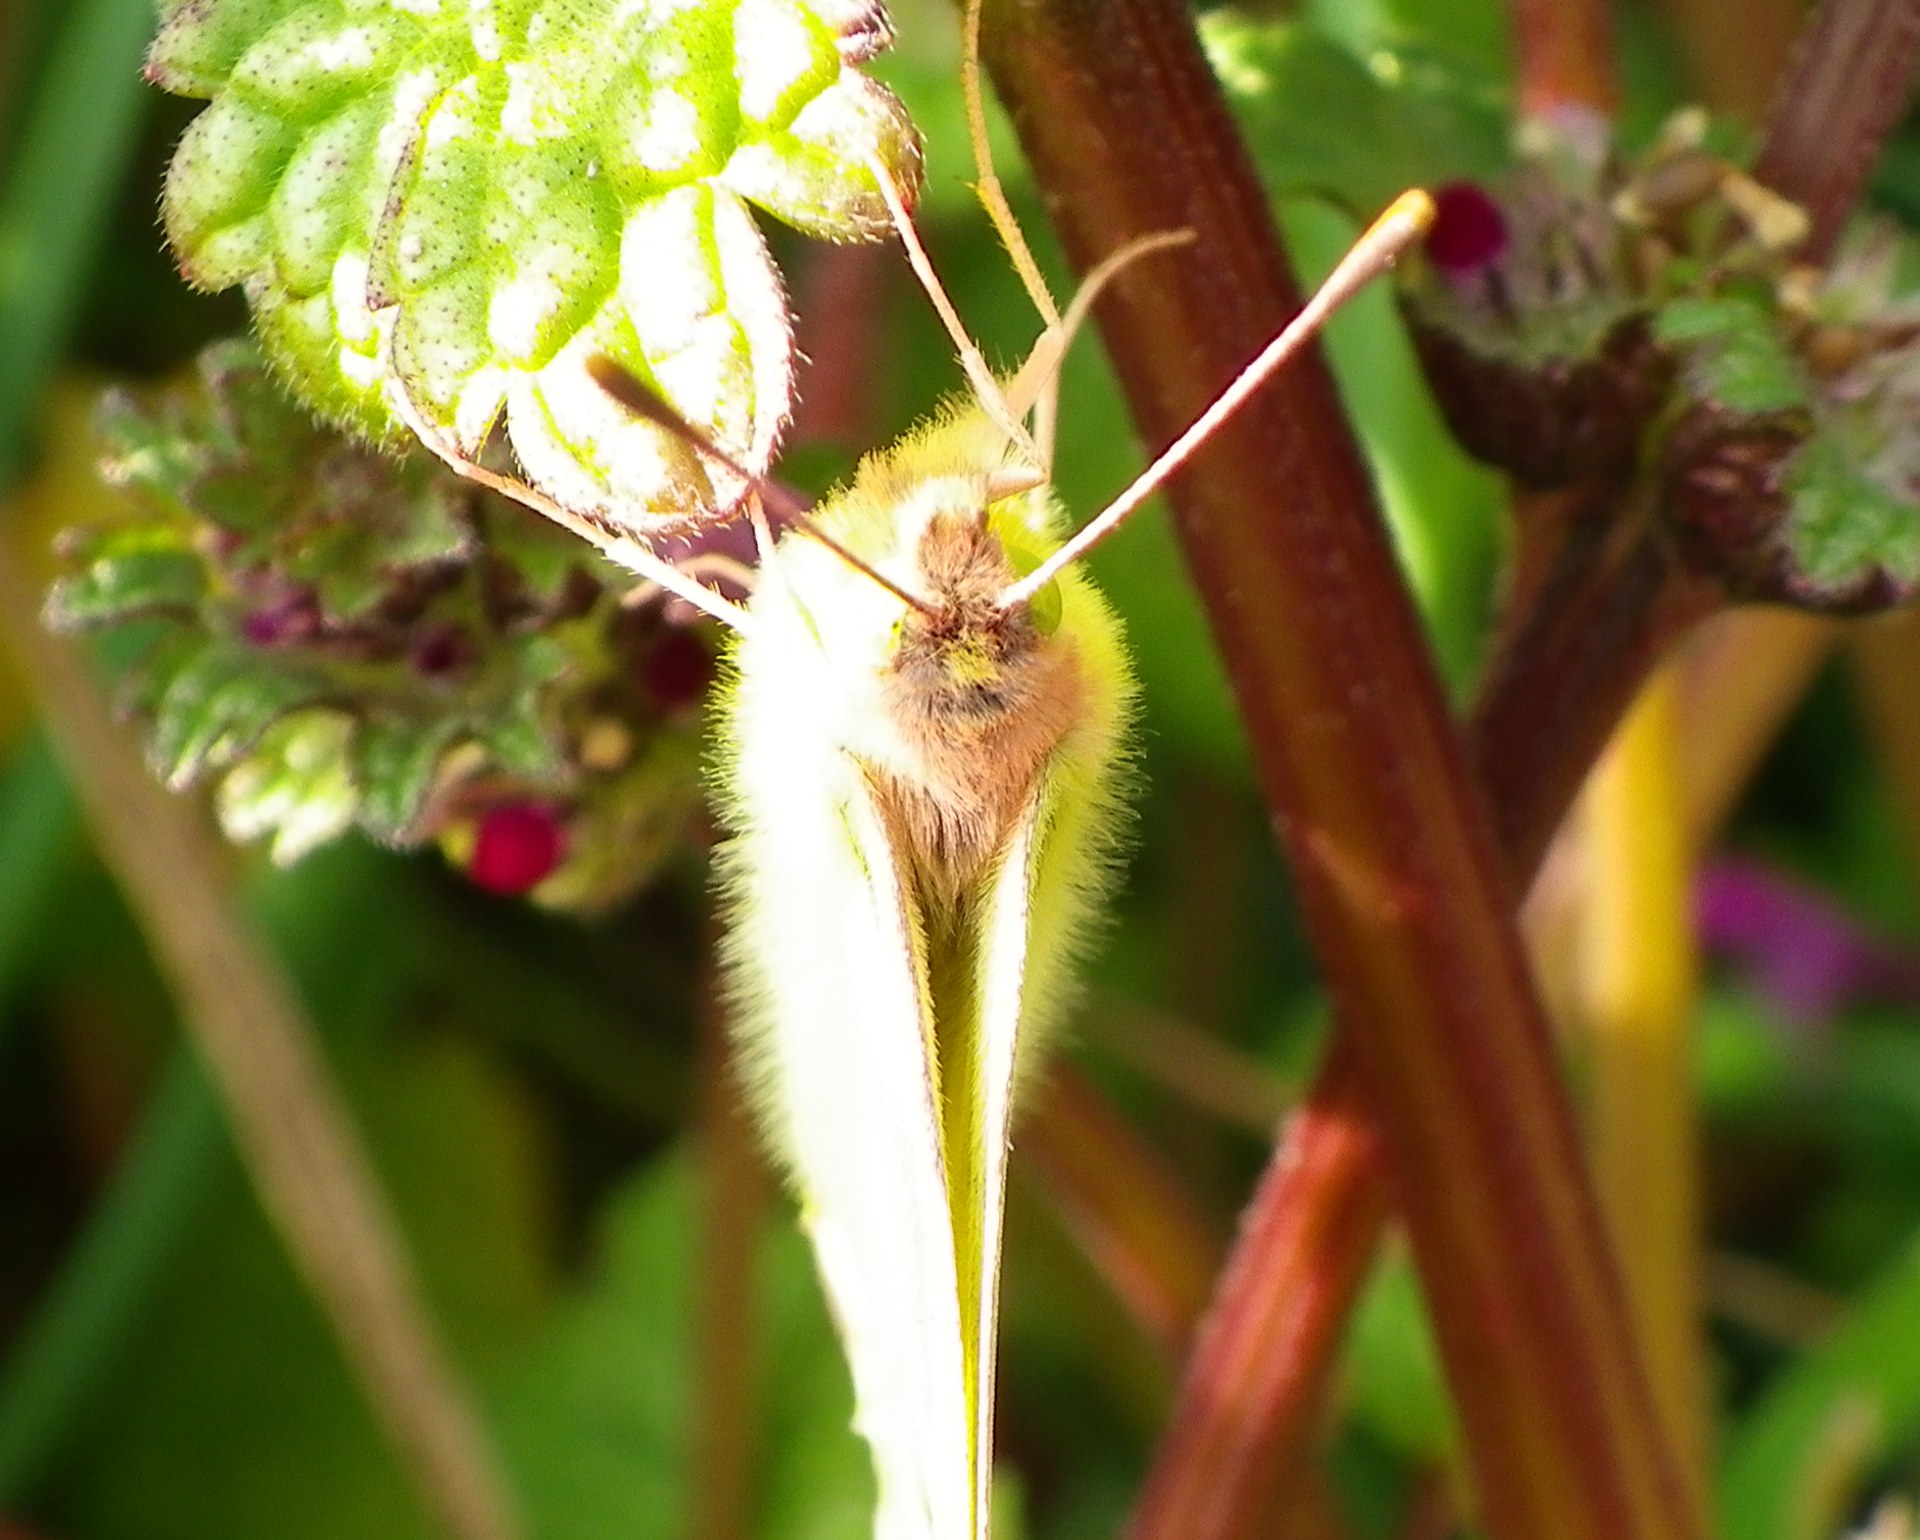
[50,341,706,908]
[1652,221,1920,609]
[1374,97,1920,612]
[151,0,920,535]
[1654,293,1809,418]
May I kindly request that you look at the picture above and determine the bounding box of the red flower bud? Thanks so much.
[468,800,567,895]
[1425,181,1510,276]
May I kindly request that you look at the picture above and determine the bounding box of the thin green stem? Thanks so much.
[0,1051,223,1499]
[0,543,522,1540]
[0,0,152,480]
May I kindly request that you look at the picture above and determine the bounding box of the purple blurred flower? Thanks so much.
[1695,857,1920,1027]
[240,586,322,647]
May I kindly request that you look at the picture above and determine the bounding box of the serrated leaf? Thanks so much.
[154,0,921,535]
[118,628,219,722]
[194,467,301,539]
[149,643,333,786]
[482,699,567,781]
[96,392,214,505]
[352,713,464,841]
[1656,295,1811,416]
[1785,433,1920,591]
[284,458,475,618]
[63,339,706,881]
[46,540,207,628]
[214,706,359,862]
[48,551,206,627]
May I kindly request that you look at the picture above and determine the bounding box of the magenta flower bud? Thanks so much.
[240,589,321,647]
[1696,857,1920,1026]
[468,800,567,895]
[1425,181,1510,277]
[410,623,474,678]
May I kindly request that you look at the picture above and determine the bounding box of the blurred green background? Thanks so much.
[5,1,1920,1538]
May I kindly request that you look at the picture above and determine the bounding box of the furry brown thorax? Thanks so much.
[873,510,1083,902]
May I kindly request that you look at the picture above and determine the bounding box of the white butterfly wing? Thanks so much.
[716,596,972,1540]
[966,806,1038,1540]
[717,505,1136,1540]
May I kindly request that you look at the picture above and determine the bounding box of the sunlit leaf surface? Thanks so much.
[152,0,921,533]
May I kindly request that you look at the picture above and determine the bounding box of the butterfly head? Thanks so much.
[889,506,1037,722]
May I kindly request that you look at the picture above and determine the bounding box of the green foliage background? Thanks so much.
[4,1,1920,1538]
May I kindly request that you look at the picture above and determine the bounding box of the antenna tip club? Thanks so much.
[1378,188,1439,244]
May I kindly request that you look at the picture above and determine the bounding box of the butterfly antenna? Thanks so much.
[998,190,1437,609]
[866,151,1038,464]
[588,360,941,618]
[1004,228,1194,469]
[387,386,755,631]
[962,0,1058,327]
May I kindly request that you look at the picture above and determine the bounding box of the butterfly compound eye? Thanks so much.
[1025,579,1063,636]
[1008,552,1062,635]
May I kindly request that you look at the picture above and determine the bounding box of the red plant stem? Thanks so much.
[1023,1066,1226,1361]
[1509,0,1618,120]
[1754,0,1920,260]
[1471,530,1717,884]
[1130,525,1699,1540]
[1123,1043,1388,1538]
[980,3,1697,1538]
[1094,0,1920,1525]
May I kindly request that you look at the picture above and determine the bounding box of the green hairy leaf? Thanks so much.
[50,342,705,899]
[1657,223,1920,608]
[1785,433,1920,593]
[150,0,921,532]
[1654,295,1811,418]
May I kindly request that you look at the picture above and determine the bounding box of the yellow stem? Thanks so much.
[1678,609,1841,852]
[1578,664,1710,1520]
